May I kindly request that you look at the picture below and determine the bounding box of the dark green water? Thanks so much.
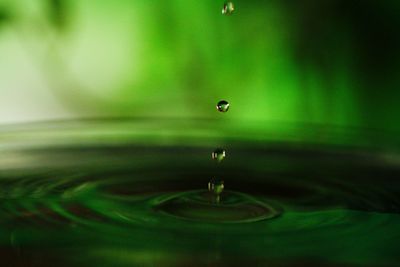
[0,119,399,266]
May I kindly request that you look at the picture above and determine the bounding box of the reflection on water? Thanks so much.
[0,120,400,266]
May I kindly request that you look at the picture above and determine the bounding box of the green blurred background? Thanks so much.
[0,0,399,132]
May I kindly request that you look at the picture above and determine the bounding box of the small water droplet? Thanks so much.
[212,148,226,162]
[208,178,224,195]
[222,2,235,16]
[216,100,230,113]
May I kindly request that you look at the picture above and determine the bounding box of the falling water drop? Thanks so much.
[222,2,235,16]
[216,100,230,113]
[208,178,225,195]
[212,148,226,162]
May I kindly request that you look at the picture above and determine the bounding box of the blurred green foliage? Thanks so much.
[0,6,11,28]
[47,0,68,30]
[0,0,399,134]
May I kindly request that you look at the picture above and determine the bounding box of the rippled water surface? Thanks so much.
[0,120,400,266]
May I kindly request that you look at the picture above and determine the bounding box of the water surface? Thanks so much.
[0,119,399,266]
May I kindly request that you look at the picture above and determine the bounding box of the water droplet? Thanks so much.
[212,148,226,162]
[208,178,224,195]
[222,2,235,16]
[216,100,230,113]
